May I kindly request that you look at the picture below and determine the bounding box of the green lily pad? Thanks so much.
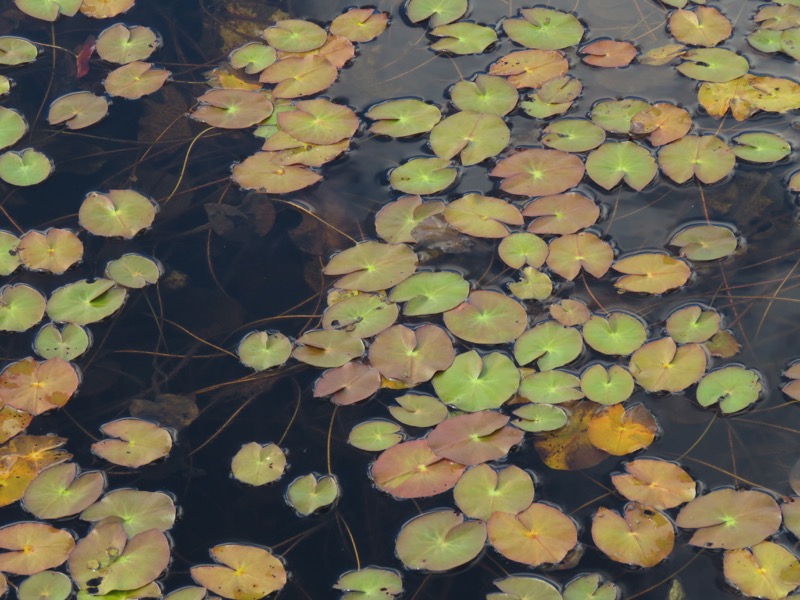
[666,305,720,343]
[0,107,26,150]
[498,232,548,269]
[371,439,464,498]
[191,89,274,129]
[659,135,735,184]
[670,224,738,261]
[330,8,388,43]
[365,99,441,137]
[278,99,358,145]
[313,362,381,406]
[228,42,276,74]
[489,50,569,89]
[91,418,173,468]
[190,544,286,599]
[388,394,448,428]
[389,157,457,195]
[585,141,657,191]
[96,23,160,64]
[724,542,800,600]
[591,98,650,133]
[583,312,647,356]
[0,148,53,186]
[405,0,467,27]
[105,254,161,288]
[47,279,127,325]
[508,266,553,301]
[79,189,156,238]
[237,331,292,371]
[488,576,562,600]
[433,351,520,412]
[286,473,339,515]
[444,193,522,237]
[629,337,707,392]
[323,242,418,292]
[375,196,445,243]
[520,76,582,118]
[430,112,509,166]
[259,55,339,99]
[563,574,618,600]
[503,8,584,50]
[22,462,104,519]
[104,62,170,99]
[323,293,398,337]
[292,329,364,368]
[611,458,696,509]
[48,92,109,131]
[748,28,782,53]
[696,366,762,413]
[546,232,614,280]
[443,290,528,344]
[0,284,46,332]
[451,75,518,116]
[0,37,38,65]
[515,321,583,370]
[731,132,791,163]
[612,253,691,294]
[430,23,497,54]
[231,442,286,486]
[232,151,323,193]
[523,193,600,235]
[491,148,585,197]
[677,48,749,82]
[80,489,175,536]
[592,503,674,567]
[34,322,91,360]
[488,503,578,567]
[454,464,534,521]
[542,119,606,153]
[396,509,486,571]
[18,571,72,600]
[14,0,81,20]
[512,403,569,432]
[519,370,583,404]
[389,271,469,316]
[334,567,402,600]
[0,522,74,575]
[348,420,404,452]
[581,364,635,405]
[0,231,19,276]
[368,324,454,386]
[263,19,326,52]
[669,7,732,46]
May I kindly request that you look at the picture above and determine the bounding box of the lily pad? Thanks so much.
[79,0,135,18]
[666,305,720,343]
[512,403,569,432]
[263,19,327,53]
[0,149,53,186]
[0,357,79,415]
[389,157,457,195]
[508,266,552,301]
[563,574,618,600]
[91,418,173,468]
[585,141,657,191]
[676,48,749,82]
[488,576,562,600]
[396,509,486,571]
[451,75,517,116]
[492,149,584,197]
[444,194,522,237]
[405,0,467,27]
[524,193,600,235]
[489,49,569,89]
[330,8,388,43]
[583,312,647,356]
[0,231,19,275]
[432,351,519,412]
[550,298,591,326]
[498,233,547,269]
[191,89,273,129]
[47,279,127,325]
[592,503,674,567]
[670,224,738,261]
[546,232,614,280]
[724,542,800,600]
[22,463,104,519]
[191,544,286,599]
[389,394,448,428]
[0,522,74,575]
[581,39,638,67]
[80,489,176,536]
[389,271,469,316]
[286,473,338,515]
[431,112,509,166]
[259,55,338,98]
[630,102,692,146]
[292,329,364,368]
[611,459,696,509]
[232,151,322,193]
[488,503,578,567]
[430,23,497,54]
[324,242,418,292]
[542,119,606,153]
[502,8,584,50]
[18,571,72,600]
[104,62,170,99]
[314,362,381,405]
[659,135,735,184]
[591,98,650,133]
[48,92,109,130]
[14,0,80,20]
[696,366,762,413]
[375,196,444,243]
[96,24,160,64]
[237,331,292,371]
[520,75,582,117]
[278,99,358,145]
[629,337,707,392]
[334,567,402,600]
[323,293,398,337]
[79,189,156,238]
[369,324,454,386]
[443,290,527,344]
[519,370,583,404]
[0,284,46,333]
[427,411,523,465]
[581,364,635,405]
[588,404,657,455]
[612,253,691,294]
[365,99,441,137]
[731,132,791,163]
[105,254,161,288]
[669,7,732,46]
[514,321,583,370]
[0,37,38,65]
[0,107,26,149]
[228,42,276,74]
[18,229,81,274]
[371,439,464,498]
[348,420,403,452]
[231,442,286,486]
[454,464,534,521]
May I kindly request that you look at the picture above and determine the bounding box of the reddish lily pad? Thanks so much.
[502,8,584,50]
[292,330,364,368]
[79,189,156,238]
[524,193,599,235]
[724,542,800,600]
[369,324,454,386]
[330,8,388,43]
[430,112,509,165]
[489,49,569,89]
[676,488,782,549]
[580,39,638,67]
[514,321,583,370]
[629,337,707,392]
[18,229,82,274]
[546,232,614,280]
[91,418,173,467]
[365,100,441,138]
[670,224,738,261]
[232,152,322,193]
[104,62,170,99]
[396,509,486,571]
[658,135,735,184]
[670,7,732,47]
[371,439,464,499]
[488,503,578,567]
[612,253,691,294]
[191,89,273,129]
[443,290,527,344]
[259,55,338,98]
[314,362,381,405]
[22,463,104,519]
[454,464,534,521]
[324,242,417,292]
[432,350,520,412]
[588,404,657,455]
[489,576,562,600]
[278,99,358,145]
[630,103,692,146]
[550,298,591,326]
[444,194,522,237]
[426,411,523,465]
[0,358,79,415]
[612,459,696,509]
[492,149,584,197]
[79,0,134,18]
[375,196,444,243]
[190,544,287,599]
[0,522,74,575]
[592,503,674,567]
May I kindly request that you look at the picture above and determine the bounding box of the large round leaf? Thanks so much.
[611,459,696,509]
[371,439,464,499]
[612,253,691,294]
[292,330,364,368]
[0,522,74,575]
[443,291,527,344]
[0,148,52,186]
[430,112,509,165]
[546,232,614,280]
[502,8,584,50]
[368,324,454,385]
[444,194,523,238]
[79,189,156,238]
[432,351,520,412]
[724,542,800,600]
[80,489,175,536]
[585,141,657,191]
[592,503,674,567]
[0,284,46,333]
[389,271,469,316]
[514,321,583,370]
[190,544,287,599]
[696,366,762,413]
[396,509,486,571]
[629,337,707,392]
[91,418,173,468]
[488,503,578,567]
[491,149,584,197]
[454,464,534,521]
[426,411,523,465]
[324,242,418,292]
[658,135,735,184]
[231,442,286,486]
[22,463,104,519]
[0,357,79,415]
[47,279,127,325]
[582,312,647,356]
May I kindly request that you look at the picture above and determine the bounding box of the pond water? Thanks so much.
[2,0,800,598]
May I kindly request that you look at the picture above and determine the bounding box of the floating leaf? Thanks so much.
[541,119,606,153]
[237,331,292,371]
[588,404,657,455]
[48,92,109,130]
[91,418,173,468]
[292,330,364,368]
[0,522,74,575]
[444,194,522,237]
[0,456,37,507]
[426,411,523,465]
[519,370,583,404]
[231,442,286,486]
[489,576,562,600]
[488,503,578,567]
[669,7,732,46]
[592,503,674,567]
[286,473,338,515]
[508,266,552,300]
[676,488,781,549]
[330,8,388,43]
[451,75,518,116]
[79,0,134,18]
[432,351,520,412]
[431,112,509,166]
[0,358,79,415]
[18,571,72,600]
[80,489,175,536]
[612,253,691,294]
[389,157,457,195]
[334,567,402,600]
[581,39,638,67]
[232,152,322,193]
[0,285,46,333]
[405,0,467,27]
[371,439,464,498]
[629,337,707,392]
[503,8,584,50]
[0,108,26,150]
[79,189,156,238]
[550,298,591,326]
[492,149,584,197]
[0,231,19,276]
[489,50,569,89]
[512,403,569,432]
[731,132,791,163]
[563,574,618,600]
[229,42,276,74]
[324,242,417,292]
[104,62,169,99]
[389,394,448,428]
[659,135,735,184]
[546,232,614,281]
[630,103,692,146]
[0,37,38,65]
[612,459,696,509]
[0,405,31,445]
[454,464,534,520]
[191,89,273,129]
[585,141,657,191]
[96,24,160,64]
[14,0,80,21]
[396,509,485,571]
[591,98,650,133]
[666,305,720,343]
[670,224,738,261]
[323,293,398,339]
[515,321,582,370]
[278,99,358,145]
[524,193,599,235]
[498,233,547,270]
[389,271,469,316]
[190,544,287,599]
[365,99,441,137]
[348,420,403,452]
[263,19,326,53]
[581,364,635,405]
[22,463,103,520]
[696,366,762,413]
[259,55,338,98]
[105,254,160,288]
[676,48,748,82]
[368,324,454,386]
[18,229,81,274]
[724,542,800,600]
[583,312,647,356]
[520,75,581,117]
[430,23,497,54]
[0,149,52,186]
[47,279,127,325]
[375,196,444,243]
[443,290,527,344]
